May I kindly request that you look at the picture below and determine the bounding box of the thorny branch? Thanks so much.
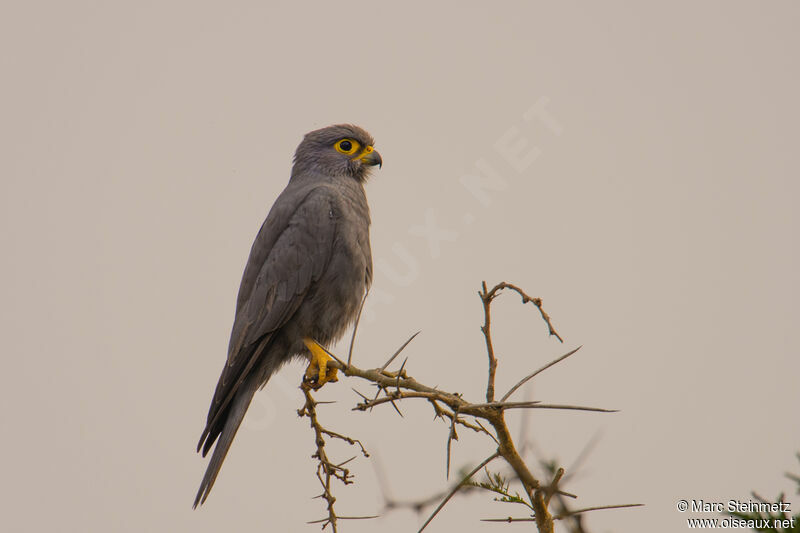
[298,281,636,532]
[298,384,373,531]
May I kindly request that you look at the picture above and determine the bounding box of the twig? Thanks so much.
[545,468,565,506]
[418,451,501,532]
[480,281,499,403]
[373,456,483,515]
[428,399,498,442]
[501,346,582,402]
[482,281,564,343]
[475,419,500,445]
[299,385,373,531]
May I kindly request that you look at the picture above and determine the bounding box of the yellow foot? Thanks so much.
[303,338,339,389]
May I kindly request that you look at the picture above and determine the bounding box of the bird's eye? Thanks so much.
[335,138,359,155]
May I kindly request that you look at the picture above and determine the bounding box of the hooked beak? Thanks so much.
[356,146,382,168]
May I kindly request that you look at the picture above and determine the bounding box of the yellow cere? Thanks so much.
[356,145,374,161]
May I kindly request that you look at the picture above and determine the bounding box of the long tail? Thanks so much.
[193,372,259,508]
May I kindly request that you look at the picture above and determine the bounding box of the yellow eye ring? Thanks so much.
[335,138,360,155]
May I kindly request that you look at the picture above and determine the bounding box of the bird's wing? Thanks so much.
[198,186,338,453]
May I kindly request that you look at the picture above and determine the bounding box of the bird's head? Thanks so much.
[292,124,382,182]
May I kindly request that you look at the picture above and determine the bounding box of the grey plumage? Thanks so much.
[194,124,381,507]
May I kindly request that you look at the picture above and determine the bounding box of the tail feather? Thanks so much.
[193,374,259,508]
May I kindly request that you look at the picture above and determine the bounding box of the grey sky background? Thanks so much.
[2,2,798,532]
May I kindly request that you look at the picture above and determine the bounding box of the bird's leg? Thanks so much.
[303,338,339,389]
